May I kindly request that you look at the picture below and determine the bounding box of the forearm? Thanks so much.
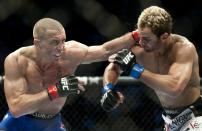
[9,90,50,117]
[83,32,136,63]
[103,63,121,85]
[102,32,135,57]
[101,63,123,111]
[139,70,181,97]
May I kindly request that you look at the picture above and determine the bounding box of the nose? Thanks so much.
[139,38,144,47]
[56,42,64,52]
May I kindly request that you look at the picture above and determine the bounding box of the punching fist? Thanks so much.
[132,30,143,47]
[113,49,144,79]
[132,30,140,44]
[47,75,84,100]
[100,83,124,112]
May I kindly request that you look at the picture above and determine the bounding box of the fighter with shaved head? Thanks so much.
[0,18,139,130]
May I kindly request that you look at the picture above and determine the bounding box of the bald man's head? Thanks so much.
[33,18,65,39]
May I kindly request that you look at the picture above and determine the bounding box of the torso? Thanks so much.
[133,34,200,108]
[26,59,76,114]
[16,42,87,114]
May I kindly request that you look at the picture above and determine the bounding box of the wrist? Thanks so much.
[47,85,59,100]
[130,63,144,79]
[102,83,114,94]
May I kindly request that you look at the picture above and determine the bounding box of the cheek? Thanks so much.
[150,39,158,46]
[147,43,153,49]
[45,46,56,53]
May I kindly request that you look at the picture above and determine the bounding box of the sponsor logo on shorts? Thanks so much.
[32,112,55,119]
[166,109,194,131]
[189,121,202,129]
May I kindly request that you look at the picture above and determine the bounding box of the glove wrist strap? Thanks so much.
[102,83,114,94]
[47,85,59,100]
[130,64,144,79]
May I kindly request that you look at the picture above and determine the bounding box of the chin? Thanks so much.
[144,49,152,52]
[53,57,60,61]
[144,47,155,52]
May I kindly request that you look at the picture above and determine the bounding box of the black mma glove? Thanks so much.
[114,49,144,79]
[47,75,79,100]
[100,83,119,112]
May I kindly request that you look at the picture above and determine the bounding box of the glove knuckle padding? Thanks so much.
[122,49,128,54]
[114,49,137,75]
[116,56,124,61]
[48,75,80,100]
[108,92,118,103]
[59,75,79,95]
[68,78,78,83]
[101,91,119,111]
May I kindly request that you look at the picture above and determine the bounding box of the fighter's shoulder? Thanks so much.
[175,35,196,52]
[173,35,197,59]
[65,40,88,54]
[65,40,88,49]
[5,47,29,69]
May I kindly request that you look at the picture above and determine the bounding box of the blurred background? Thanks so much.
[0,0,201,130]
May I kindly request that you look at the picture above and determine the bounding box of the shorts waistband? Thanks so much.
[163,96,202,118]
[26,112,58,119]
[163,106,187,116]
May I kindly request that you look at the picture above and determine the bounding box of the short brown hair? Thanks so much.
[33,18,64,39]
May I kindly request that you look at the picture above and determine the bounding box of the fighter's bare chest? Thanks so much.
[25,62,76,91]
[156,56,173,74]
[139,54,173,74]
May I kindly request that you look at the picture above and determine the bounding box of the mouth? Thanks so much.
[54,52,62,58]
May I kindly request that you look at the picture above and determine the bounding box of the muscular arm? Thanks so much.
[139,44,195,97]
[4,54,50,117]
[103,63,121,85]
[82,32,135,64]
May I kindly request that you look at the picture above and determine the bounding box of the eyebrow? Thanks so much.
[141,36,151,39]
[48,37,64,41]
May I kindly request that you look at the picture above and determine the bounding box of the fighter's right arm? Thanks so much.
[103,63,121,85]
[4,54,50,117]
[100,63,124,111]
[101,47,144,111]
[82,31,140,64]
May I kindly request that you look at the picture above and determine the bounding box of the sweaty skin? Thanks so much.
[4,18,136,117]
[105,27,200,109]
[4,42,86,116]
[135,34,199,108]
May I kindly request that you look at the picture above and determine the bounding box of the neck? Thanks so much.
[155,35,173,56]
[34,48,53,68]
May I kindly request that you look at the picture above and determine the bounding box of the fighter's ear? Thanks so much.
[34,39,40,48]
[160,32,169,40]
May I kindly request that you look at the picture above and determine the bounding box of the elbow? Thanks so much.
[9,106,22,118]
[8,100,24,118]
[168,83,185,98]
